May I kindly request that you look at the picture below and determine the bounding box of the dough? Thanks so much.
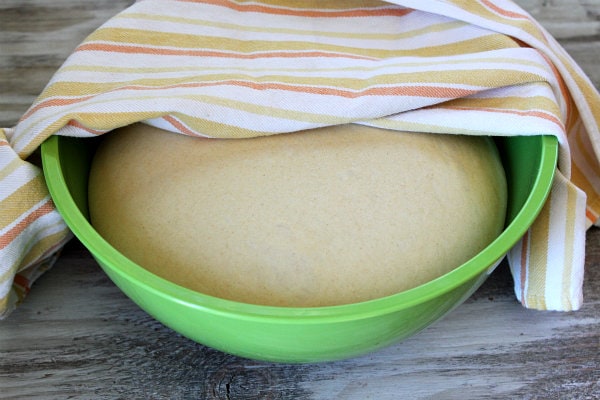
[88,123,507,307]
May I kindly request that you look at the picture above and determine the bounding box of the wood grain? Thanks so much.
[1,1,599,399]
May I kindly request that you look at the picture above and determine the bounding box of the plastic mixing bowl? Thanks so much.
[41,133,557,363]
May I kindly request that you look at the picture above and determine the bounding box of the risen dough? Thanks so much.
[88,123,507,307]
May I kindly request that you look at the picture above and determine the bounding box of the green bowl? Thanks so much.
[41,134,557,363]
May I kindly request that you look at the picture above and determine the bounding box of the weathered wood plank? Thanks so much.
[0,232,597,399]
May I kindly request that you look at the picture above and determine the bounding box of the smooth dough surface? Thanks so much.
[88,123,507,307]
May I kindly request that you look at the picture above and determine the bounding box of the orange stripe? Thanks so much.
[13,274,31,293]
[441,105,564,129]
[22,80,476,119]
[162,115,205,137]
[586,207,598,224]
[20,96,95,121]
[195,79,477,98]
[480,0,530,20]
[67,119,105,135]
[0,199,55,250]
[178,0,412,18]
[75,42,377,61]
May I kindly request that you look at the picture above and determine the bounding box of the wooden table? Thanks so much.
[1,1,598,398]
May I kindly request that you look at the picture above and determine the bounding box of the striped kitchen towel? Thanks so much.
[1,0,599,318]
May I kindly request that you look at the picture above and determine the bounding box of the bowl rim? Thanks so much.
[41,134,558,324]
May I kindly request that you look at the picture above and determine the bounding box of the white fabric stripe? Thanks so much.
[381,107,566,137]
[463,80,558,100]
[507,238,524,304]
[0,146,19,171]
[544,176,568,310]
[520,231,531,307]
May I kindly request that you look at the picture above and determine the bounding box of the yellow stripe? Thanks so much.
[40,68,550,99]
[60,54,545,75]
[0,157,24,182]
[526,194,551,309]
[561,182,578,308]
[85,27,518,59]
[119,12,467,41]
[162,114,276,139]
[0,176,48,228]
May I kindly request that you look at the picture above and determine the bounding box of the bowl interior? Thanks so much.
[41,133,557,320]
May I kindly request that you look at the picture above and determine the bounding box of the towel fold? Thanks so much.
[2,0,599,318]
